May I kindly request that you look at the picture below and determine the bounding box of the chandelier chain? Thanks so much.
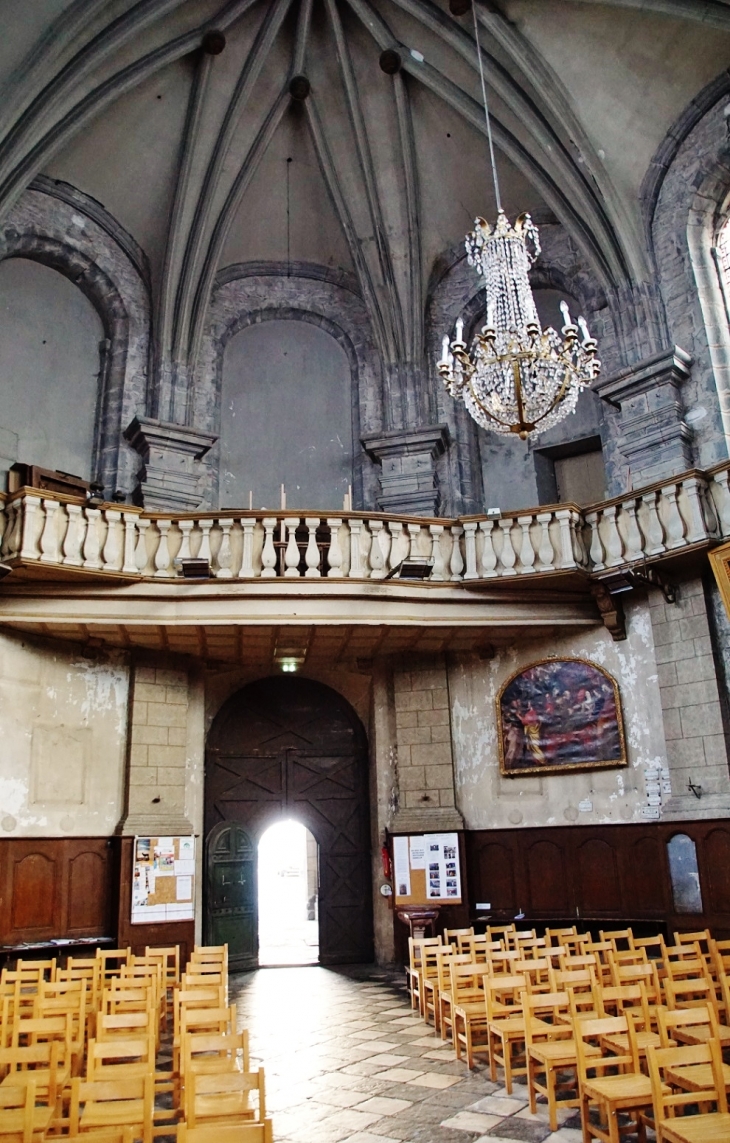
[472,1,502,214]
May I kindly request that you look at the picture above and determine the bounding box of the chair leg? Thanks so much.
[527,1053,537,1115]
[488,1030,497,1082]
[581,1091,591,1143]
[547,1062,558,1132]
[503,1036,513,1094]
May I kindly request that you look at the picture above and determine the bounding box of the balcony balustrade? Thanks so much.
[1,463,728,585]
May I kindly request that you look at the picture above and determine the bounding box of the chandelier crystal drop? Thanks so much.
[438,210,601,439]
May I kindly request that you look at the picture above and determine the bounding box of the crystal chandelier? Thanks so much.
[437,5,601,439]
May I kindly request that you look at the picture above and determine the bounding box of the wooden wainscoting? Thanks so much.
[465,819,730,939]
[0,837,115,946]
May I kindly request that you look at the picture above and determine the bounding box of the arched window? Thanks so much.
[716,215,730,321]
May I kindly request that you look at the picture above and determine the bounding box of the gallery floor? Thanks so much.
[230,964,582,1143]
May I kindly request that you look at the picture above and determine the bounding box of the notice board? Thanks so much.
[131,836,195,923]
[393,833,462,905]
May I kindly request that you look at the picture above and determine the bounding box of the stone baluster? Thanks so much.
[516,515,536,574]
[240,518,256,578]
[82,508,103,570]
[216,519,234,578]
[8,501,23,559]
[661,485,686,549]
[368,519,386,578]
[479,520,498,577]
[177,519,194,563]
[19,494,42,560]
[153,519,173,577]
[135,517,150,574]
[497,519,517,575]
[304,518,321,578]
[0,500,16,559]
[449,524,464,580]
[284,517,300,577]
[429,524,445,580]
[102,509,123,571]
[407,522,421,560]
[572,515,590,568]
[554,508,579,570]
[682,476,712,544]
[535,512,555,572]
[599,505,624,567]
[261,518,278,577]
[122,512,139,574]
[39,498,61,564]
[62,503,85,566]
[463,522,479,579]
[710,469,730,536]
[621,500,644,563]
[325,518,343,577]
[198,519,213,565]
[639,491,665,556]
[388,521,406,571]
[584,510,605,571]
[348,518,364,578]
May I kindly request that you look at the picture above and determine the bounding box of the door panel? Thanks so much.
[205,676,373,965]
[207,822,256,970]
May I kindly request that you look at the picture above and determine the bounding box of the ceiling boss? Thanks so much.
[438,4,601,440]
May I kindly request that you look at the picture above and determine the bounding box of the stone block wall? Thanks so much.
[650,577,730,819]
[390,656,463,833]
[122,662,194,835]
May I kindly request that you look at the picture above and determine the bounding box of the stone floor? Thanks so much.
[230,964,584,1143]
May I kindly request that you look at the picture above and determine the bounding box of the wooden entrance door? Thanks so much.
[205,676,373,965]
[206,822,256,969]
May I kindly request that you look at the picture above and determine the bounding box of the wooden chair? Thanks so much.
[181,1030,250,1082]
[513,957,551,993]
[418,944,442,1022]
[524,988,593,1133]
[545,926,577,947]
[35,978,88,1068]
[178,1118,272,1143]
[0,1042,64,1119]
[484,973,528,1092]
[86,1036,156,1081]
[184,1068,266,1128]
[451,963,489,1069]
[189,948,229,977]
[444,928,473,946]
[575,1012,653,1143]
[0,1078,54,1143]
[664,978,730,1046]
[597,982,662,1059]
[655,1004,730,1096]
[599,928,634,951]
[69,1074,155,1143]
[9,1015,74,1096]
[646,1037,730,1143]
[96,950,132,985]
[486,925,514,944]
[406,937,440,1013]
[633,933,667,962]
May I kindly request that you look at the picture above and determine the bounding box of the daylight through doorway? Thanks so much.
[257,820,319,966]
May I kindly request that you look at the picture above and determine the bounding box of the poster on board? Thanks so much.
[393,832,461,905]
[131,836,195,923]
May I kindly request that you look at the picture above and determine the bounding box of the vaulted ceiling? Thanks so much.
[1,0,728,382]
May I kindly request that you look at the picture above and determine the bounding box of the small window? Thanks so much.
[667,833,703,914]
[554,449,606,506]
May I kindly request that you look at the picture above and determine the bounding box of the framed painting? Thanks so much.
[497,657,626,777]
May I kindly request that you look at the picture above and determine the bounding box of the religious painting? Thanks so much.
[497,657,626,777]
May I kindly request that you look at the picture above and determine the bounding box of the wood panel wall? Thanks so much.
[466,819,730,939]
[0,837,115,945]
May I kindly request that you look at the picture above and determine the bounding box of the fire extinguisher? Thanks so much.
[381,844,391,880]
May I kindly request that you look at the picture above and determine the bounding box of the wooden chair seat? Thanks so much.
[581,1071,654,1106]
[601,1028,661,1055]
[674,1024,730,1045]
[0,1081,53,1143]
[665,1061,730,1092]
[178,1118,272,1143]
[529,1038,600,1064]
[659,1114,730,1143]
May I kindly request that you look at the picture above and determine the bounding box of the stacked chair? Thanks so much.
[407,923,730,1140]
[0,944,272,1143]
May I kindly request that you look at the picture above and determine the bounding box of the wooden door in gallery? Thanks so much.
[204,675,373,969]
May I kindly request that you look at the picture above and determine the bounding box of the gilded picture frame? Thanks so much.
[497,657,627,778]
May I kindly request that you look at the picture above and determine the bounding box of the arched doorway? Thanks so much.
[205,676,373,969]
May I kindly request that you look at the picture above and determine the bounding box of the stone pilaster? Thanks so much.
[361,425,449,516]
[389,655,464,833]
[124,416,217,511]
[120,662,193,836]
[595,346,693,488]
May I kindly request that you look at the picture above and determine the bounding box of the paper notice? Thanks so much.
[409,837,426,870]
[393,836,411,898]
[177,875,192,900]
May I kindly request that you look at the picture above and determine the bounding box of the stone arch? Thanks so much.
[0,179,151,496]
[197,262,384,510]
[650,90,730,467]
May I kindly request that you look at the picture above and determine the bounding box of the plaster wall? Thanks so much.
[0,257,102,483]
[0,631,129,838]
[219,318,354,511]
[448,602,670,832]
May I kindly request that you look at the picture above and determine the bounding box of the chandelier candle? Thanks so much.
[438,211,601,438]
